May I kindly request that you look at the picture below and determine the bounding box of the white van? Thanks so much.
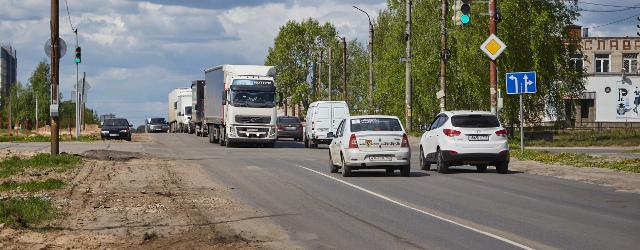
[304,101,350,148]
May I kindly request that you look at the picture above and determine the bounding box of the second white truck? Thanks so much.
[168,88,193,133]
[203,65,278,147]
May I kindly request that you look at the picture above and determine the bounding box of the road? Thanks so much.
[3,134,640,249]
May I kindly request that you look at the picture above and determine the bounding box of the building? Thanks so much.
[0,44,17,97]
[572,27,640,127]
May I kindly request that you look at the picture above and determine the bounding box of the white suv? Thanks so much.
[418,111,509,174]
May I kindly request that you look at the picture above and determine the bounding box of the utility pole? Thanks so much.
[439,0,448,112]
[318,50,323,100]
[328,46,332,101]
[354,6,374,113]
[50,0,60,155]
[489,0,498,114]
[35,95,38,133]
[405,0,413,130]
[342,37,347,102]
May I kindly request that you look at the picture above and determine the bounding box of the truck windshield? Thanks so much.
[230,91,276,108]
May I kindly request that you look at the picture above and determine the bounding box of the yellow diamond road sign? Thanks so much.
[480,34,506,61]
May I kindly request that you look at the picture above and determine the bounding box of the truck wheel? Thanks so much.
[219,128,226,146]
[208,126,214,143]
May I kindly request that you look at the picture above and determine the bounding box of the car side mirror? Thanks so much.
[327,132,335,138]
[421,125,430,132]
[129,124,133,127]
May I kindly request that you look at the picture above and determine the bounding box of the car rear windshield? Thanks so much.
[350,118,403,132]
[104,119,129,126]
[451,115,500,128]
[278,117,300,124]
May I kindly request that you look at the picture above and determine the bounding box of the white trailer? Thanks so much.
[168,88,192,133]
[203,65,277,147]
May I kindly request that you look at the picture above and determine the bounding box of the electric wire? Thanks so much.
[587,12,640,29]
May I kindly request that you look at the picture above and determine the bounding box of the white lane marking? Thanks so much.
[297,165,534,250]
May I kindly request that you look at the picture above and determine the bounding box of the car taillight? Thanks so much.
[401,133,409,148]
[348,134,358,148]
[443,129,461,137]
[495,129,507,137]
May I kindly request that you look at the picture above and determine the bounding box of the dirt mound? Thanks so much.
[83,150,146,161]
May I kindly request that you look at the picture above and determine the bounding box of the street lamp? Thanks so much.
[353,6,374,114]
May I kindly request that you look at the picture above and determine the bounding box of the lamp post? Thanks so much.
[353,6,374,114]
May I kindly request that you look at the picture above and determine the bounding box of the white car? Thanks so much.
[418,111,509,174]
[328,115,411,177]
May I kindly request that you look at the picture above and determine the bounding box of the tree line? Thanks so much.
[1,61,100,131]
[266,0,583,131]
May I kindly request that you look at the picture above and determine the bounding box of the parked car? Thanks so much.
[328,115,411,177]
[146,118,169,133]
[101,118,133,141]
[418,111,509,174]
[277,116,303,141]
[305,101,349,148]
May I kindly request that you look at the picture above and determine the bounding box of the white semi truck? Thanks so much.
[203,65,277,147]
[168,88,193,133]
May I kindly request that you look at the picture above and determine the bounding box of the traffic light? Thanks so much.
[74,46,81,64]
[452,0,472,25]
[460,0,471,25]
[637,17,640,37]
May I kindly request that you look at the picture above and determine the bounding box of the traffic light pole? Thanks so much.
[51,0,60,155]
[489,0,498,114]
[75,56,80,138]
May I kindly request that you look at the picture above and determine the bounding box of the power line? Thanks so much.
[580,2,640,9]
[588,12,640,29]
[63,0,76,32]
[579,8,637,13]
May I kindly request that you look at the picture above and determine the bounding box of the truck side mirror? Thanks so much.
[327,132,335,138]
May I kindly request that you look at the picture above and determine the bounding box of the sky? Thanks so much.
[0,0,638,126]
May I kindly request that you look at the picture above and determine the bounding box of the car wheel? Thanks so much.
[385,168,395,176]
[476,165,488,173]
[419,147,430,171]
[496,161,509,174]
[400,165,410,177]
[341,155,351,177]
[329,154,339,173]
[436,149,449,174]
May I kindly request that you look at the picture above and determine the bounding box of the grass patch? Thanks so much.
[625,149,640,154]
[0,179,66,192]
[512,129,640,147]
[0,197,57,228]
[0,134,98,142]
[512,149,640,173]
[0,153,82,178]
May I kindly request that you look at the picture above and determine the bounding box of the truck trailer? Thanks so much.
[168,88,193,133]
[203,65,277,147]
[191,80,205,136]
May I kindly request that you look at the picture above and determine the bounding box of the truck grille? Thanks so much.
[235,115,271,124]
[236,127,270,138]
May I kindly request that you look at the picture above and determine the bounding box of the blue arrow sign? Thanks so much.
[505,72,536,94]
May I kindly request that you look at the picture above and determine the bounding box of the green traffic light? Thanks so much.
[461,14,470,24]
[75,57,81,63]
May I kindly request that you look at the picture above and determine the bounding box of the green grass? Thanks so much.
[0,134,98,142]
[512,129,640,147]
[0,153,82,178]
[624,149,640,154]
[0,197,57,228]
[0,179,66,192]
[512,148,640,173]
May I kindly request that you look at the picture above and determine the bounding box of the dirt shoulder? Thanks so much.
[0,150,295,249]
[510,158,640,194]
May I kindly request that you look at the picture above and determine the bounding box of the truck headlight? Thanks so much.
[270,127,277,137]
[229,126,237,137]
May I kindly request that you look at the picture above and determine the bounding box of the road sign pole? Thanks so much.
[50,0,60,155]
[75,60,80,138]
[520,93,524,154]
[489,0,497,115]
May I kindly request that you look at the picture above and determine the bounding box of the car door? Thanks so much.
[330,119,345,164]
[424,115,444,159]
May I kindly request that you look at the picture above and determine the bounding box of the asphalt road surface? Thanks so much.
[4,134,640,249]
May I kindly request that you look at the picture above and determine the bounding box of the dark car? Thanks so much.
[146,118,169,133]
[101,118,133,141]
[277,116,303,141]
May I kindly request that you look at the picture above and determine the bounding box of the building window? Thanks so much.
[623,53,638,74]
[570,54,583,71]
[580,99,590,119]
[595,54,610,73]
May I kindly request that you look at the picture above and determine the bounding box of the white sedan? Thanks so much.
[328,115,411,177]
[419,111,510,174]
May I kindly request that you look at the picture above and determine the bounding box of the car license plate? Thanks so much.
[109,134,119,137]
[369,156,391,161]
[468,135,489,141]
[285,127,296,131]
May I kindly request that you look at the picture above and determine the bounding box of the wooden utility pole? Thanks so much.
[342,37,347,102]
[328,47,332,101]
[50,0,60,155]
[489,0,498,114]
[405,0,413,130]
[368,22,374,113]
[439,0,448,112]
